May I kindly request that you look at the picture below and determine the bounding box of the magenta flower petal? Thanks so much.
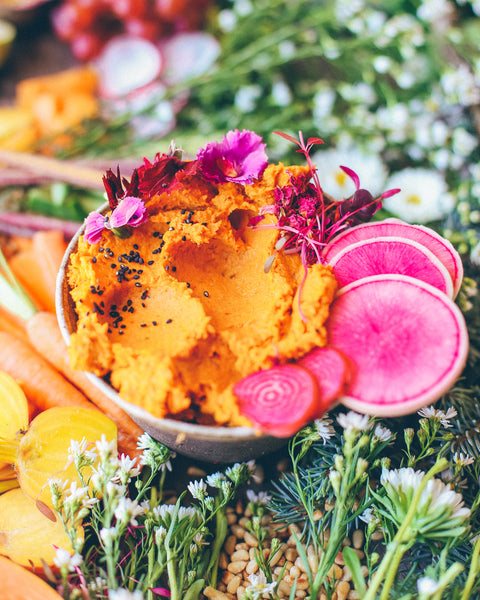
[197,129,268,185]
[109,196,148,229]
[84,211,107,244]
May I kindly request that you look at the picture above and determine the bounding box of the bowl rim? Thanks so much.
[55,212,268,443]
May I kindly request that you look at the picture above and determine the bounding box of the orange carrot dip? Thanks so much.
[66,162,337,426]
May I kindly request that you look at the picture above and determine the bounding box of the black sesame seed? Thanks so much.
[148,260,154,265]
[111,263,117,268]
[135,282,142,287]
[204,291,209,297]
[152,321,157,326]
[141,323,147,327]
[182,236,187,241]
[172,266,177,272]
[133,244,139,250]
[166,318,172,324]
[186,282,190,288]
[165,265,169,271]
[92,256,97,263]
[153,231,160,238]
[127,299,133,306]
[141,290,148,300]
[93,302,104,315]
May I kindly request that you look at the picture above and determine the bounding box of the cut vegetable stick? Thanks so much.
[26,311,143,458]
[32,230,68,309]
[0,305,29,343]
[8,249,54,313]
[0,331,93,412]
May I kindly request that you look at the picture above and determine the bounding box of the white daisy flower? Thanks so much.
[417,576,441,596]
[311,147,388,200]
[114,497,146,527]
[382,168,455,223]
[417,406,457,427]
[187,479,208,500]
[313,417,336,444]
[246,489,272,504]
[53,548,83,571]
[245,571,277,598]
[337,411,370,433]
[373,424,394,443]
[452,452,475,467]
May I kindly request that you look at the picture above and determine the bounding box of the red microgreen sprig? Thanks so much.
[255,131,400,321]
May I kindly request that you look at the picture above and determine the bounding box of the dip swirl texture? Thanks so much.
[66,163,337,426]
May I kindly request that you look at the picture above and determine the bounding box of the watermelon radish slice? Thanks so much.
[323,219,463,298]
[327,274,469,416]
[298,346,353,411]
[234,364,321,438]
[329,236,454,298]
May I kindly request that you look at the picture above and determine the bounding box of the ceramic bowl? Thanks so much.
[56,220,286,463]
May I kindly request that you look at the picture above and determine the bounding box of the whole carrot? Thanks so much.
[26,311,143,458]
[0,331,93,412]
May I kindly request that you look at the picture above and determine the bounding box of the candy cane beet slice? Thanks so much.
[323,219,463,297]
[327,274,469,417]
[234,364,321,438]
[298,346,353,411]
[328,236,454,298]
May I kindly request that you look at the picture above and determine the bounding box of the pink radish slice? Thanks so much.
[329,236,454,298]
[234,364,320,438]
[327,274,469,417]
[94,35,164,99]
[323,219,463,298]
[298,346,353,412]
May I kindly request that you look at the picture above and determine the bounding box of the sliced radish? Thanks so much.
[159,32,221,86]
[94,35,164,99]
[234,364,320,438]
[329,236,454,298]
[327,274,469,416]
[298,346,353,411]
[323,219,463,297]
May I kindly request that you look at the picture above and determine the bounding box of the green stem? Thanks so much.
[378,540,413,600]
[460,536,480,600]
[363,458,448,600]
[166,543,179,600]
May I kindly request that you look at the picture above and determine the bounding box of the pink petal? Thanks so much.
[109,196,148,229]
[84,211,107,244]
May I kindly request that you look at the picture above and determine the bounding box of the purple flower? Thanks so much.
[84,196,148,244]
[196,129,268,185]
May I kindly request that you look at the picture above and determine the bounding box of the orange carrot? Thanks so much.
[8,249,53,313]
[32,230,68,290]
[7,231,67,314]
[0,305,29,343]
[26,311,143,458]
[0,331,93,412]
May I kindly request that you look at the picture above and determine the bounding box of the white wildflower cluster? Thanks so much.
[417,406,458,428]
[380,466,471,538]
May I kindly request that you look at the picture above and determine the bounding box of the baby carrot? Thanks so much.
[26,311,144,458]
[0,331,93,412]
[8,249,54,313]
[0,305,29,343]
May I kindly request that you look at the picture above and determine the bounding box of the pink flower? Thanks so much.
[84,196,148,244]
[197,129,268,185]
